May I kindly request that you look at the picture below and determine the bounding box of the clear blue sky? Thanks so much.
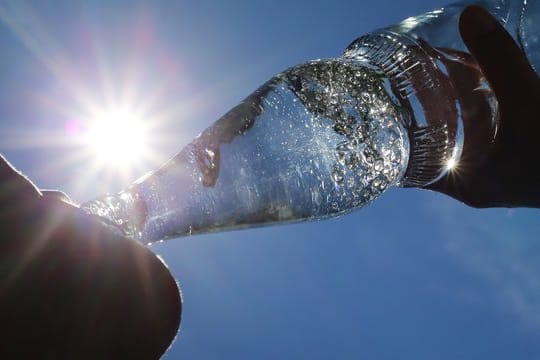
[1,0,540,359]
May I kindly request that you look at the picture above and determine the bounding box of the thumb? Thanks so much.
[459,6,539,129]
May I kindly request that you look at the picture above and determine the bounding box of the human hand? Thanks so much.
[0,155,181,358]
[426,5,540,208]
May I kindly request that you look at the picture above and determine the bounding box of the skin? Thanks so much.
[0,155,181,359]
[427,6,540,207]
[0,5,536,359]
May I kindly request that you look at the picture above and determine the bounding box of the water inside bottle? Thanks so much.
[82,59,410,242]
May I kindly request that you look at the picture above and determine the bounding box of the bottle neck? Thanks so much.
[345,24,501,190]
[343,31,466,187]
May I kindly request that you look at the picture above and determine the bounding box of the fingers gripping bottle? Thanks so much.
[82,0,534,243]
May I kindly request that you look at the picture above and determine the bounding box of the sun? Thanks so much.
[85,109,149,168]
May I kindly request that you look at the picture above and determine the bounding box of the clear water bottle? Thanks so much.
[82,0,534,243]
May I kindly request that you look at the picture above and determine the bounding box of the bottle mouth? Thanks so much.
[342,31,463,187]
[81,191,147,242]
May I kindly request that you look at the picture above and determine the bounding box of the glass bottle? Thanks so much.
[82,0,533,243]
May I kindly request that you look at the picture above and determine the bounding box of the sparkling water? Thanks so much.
[81,2,502,245]
[82,59,409,242]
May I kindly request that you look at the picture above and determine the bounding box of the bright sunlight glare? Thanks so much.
[85,109,148,167]
[446,158,457,171]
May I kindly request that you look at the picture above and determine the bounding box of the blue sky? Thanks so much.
[1,0,540,359]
